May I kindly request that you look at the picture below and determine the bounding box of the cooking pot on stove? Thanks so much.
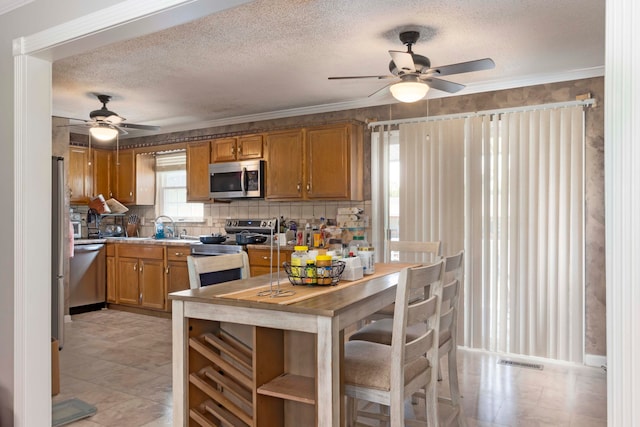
[199,234,228,244]
[235,231,268,245]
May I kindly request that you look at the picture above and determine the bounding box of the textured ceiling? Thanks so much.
[52,0,605,138]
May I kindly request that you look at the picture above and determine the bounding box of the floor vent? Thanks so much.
[497,359,544,370]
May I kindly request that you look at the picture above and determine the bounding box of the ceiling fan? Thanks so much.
[329,31,495,102]
[68,94,160,141]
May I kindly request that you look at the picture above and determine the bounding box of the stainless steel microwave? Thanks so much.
[209,159,265,199]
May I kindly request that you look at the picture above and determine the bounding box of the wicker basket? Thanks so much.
[283,260,346,286]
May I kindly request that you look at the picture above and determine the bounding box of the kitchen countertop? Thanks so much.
[103,237,197,246]
[74,238,106,245]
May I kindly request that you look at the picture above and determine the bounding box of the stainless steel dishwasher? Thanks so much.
[69,242,106,312]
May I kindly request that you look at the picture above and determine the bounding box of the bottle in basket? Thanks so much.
[290,246,309,285]
[316,255,333,285]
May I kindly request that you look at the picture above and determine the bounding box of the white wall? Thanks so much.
[3,1,255,425]
[1,4,127,425]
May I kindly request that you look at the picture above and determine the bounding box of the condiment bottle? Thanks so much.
[290,246,309,285]
[305,259,317,285]
[348,235,368,256]
[316,255,333,285]
[357,246,375,275]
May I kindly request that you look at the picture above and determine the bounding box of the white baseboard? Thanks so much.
[585,353,607,368]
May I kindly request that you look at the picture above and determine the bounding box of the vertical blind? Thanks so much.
[374,103,586,362]
[464,107,585,362]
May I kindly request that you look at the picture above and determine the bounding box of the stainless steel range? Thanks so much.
[224,218,278,235]
[190,218,278,256]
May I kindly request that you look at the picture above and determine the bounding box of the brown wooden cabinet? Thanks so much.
[166,246,191,311]
[186,141,211,202]
[112,150,155,205]
[106,243,116,303]
[265,123,363,201]
[247,246,293,277]
[115,244,166,310]
[211,134,263,163]
[306,123,363,200]
[265,129,305,200]
[92,148,113,199]
[68,146,92,204]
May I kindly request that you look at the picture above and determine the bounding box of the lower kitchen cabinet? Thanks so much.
[116,245,166,310]
[247,246,293,277]
[106,243,116,303]
[166,246,191,311]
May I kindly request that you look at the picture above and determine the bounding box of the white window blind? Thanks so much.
[155,151,204,221]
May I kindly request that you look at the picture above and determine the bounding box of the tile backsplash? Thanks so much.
[72,199,372,239]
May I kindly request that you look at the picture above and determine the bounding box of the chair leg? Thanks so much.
[346,396,353,426]
[447,348,467,427]
[424,380,439,427]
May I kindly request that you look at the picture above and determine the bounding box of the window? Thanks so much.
[155,151,204,221]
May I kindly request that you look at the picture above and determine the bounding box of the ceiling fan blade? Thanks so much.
[389,50,416,73]
[423,77,466,93]
[114,125,129,136]
[118,122,161,131]
[328,75,396,80]
[104,114,124,125]
[424,58,495,77]
[368,82,395,98]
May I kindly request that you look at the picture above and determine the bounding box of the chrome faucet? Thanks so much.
[154,215,176,239]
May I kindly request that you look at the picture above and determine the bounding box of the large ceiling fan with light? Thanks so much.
[68,94,160,141]
[329,31,495,102]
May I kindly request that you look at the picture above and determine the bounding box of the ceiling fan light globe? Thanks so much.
[389,80,429,103]
[89,125,118,141]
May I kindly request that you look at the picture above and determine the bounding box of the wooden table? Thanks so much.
[170,263,412,426]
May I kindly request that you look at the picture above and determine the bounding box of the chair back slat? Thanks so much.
[442,279,459,303]
[439,306,455,334]
[405,326,435,362]
[187,253,250,289]
[387,240,441,264]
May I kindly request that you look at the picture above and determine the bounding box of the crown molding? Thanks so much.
[152,67,605,136]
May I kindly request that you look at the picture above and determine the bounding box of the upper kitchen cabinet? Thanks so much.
[265,123,364,201]
[306,123,363,200]
[68,146,92,204]
[186,141,211,202]
[92,148,112,199]
[112,150,155,205]
[211,134,263,163]
[265,129,305,199]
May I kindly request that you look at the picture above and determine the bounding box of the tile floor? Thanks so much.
[54,308,607,426]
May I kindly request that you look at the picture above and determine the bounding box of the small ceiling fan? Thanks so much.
[329,31,495,102]
[67,94,160,141]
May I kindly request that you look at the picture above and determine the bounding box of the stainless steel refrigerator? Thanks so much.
[52,156,65,349]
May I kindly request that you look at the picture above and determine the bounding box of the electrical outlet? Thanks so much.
[140,217,145,226]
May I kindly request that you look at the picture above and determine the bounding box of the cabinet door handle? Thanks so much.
[238,144,243,155]
[139,293,142,303]
[129,191,133,197]
[165,266,170,274]
[306,183,311,192]
[297,183,301,192]
[175,252,184,256]
[133,263,137,271]
[262,256,269,260]
[139,262,143,273]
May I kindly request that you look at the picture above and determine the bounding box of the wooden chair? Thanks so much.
[343,261,444,427]
[365,240,441,322]
[187,252,250,289]
[387,240,442,264]
[349,250,466,426]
